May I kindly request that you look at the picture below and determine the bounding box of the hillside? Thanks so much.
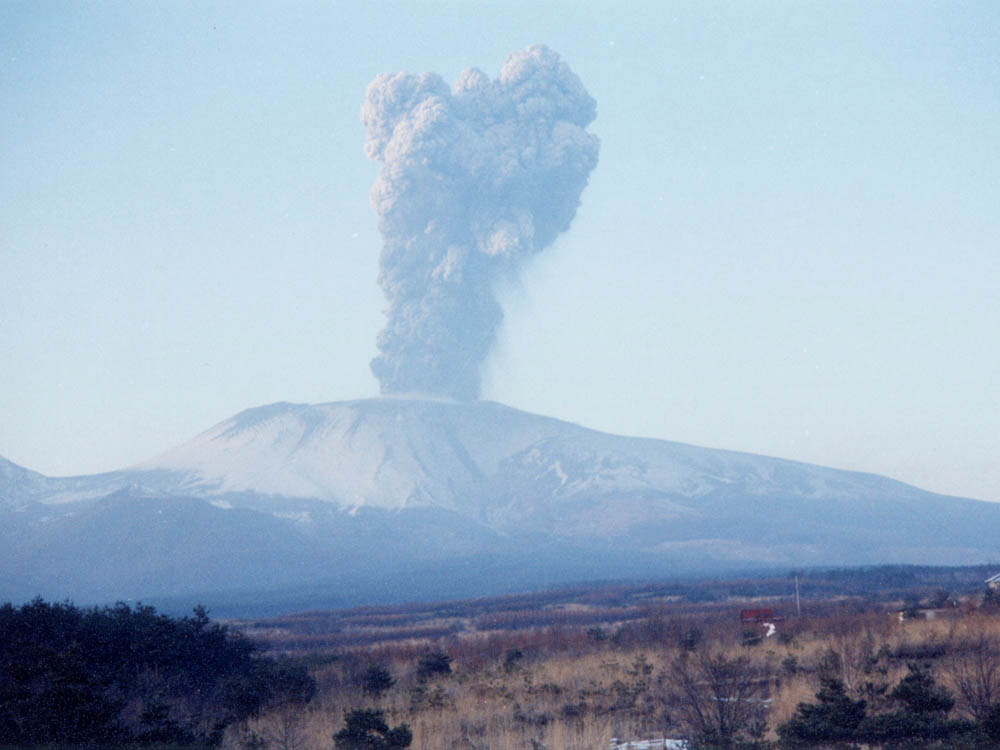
[2,398,998,610]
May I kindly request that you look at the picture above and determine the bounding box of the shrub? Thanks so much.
[416,651,452,680]
[361,665,396,697]
[334,708,412,750]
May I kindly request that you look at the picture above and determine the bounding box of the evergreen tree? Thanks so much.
[858,663,964,747]
[778,676,867,748]
[362,665,396,697]
[0,598,314,747]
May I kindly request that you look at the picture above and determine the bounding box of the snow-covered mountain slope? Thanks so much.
[2,397,999,608]
[0,457,47,507]
[114,397,935,516]
[131,399,581,510]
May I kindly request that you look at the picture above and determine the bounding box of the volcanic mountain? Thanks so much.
[2,398,998,612]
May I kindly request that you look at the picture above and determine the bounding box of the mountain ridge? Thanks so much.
[2,398,997,610]
[124,398,955,508]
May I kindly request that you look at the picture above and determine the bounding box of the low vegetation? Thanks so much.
[231,566,1000,749]
[7,566,1000,749]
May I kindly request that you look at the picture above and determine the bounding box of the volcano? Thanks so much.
[2,399,997,612]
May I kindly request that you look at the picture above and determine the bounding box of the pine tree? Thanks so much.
[778,676,867,748]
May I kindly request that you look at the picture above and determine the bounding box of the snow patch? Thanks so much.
[612,740,688,750]
[550,461,568,486]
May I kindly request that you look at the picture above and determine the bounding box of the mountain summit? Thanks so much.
[2,399,997,610]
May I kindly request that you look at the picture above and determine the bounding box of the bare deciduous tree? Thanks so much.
[823,619,889,699]
[947,632,1000,722]
[668,648,771,747]
[251,705,309,750]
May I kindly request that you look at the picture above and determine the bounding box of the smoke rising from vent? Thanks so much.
[362,45,600,400]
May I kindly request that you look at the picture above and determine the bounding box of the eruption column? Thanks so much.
[362,45,600,400]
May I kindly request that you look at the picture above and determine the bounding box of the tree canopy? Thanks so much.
[0,598,314,747]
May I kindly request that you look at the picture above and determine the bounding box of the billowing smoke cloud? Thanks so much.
[362,45,600,400]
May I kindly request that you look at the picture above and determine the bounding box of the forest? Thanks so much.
[0,599,313,748]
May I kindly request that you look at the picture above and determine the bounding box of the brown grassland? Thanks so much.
[225,567,1000,749]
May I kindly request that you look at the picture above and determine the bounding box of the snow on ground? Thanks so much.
[611,739,688,750]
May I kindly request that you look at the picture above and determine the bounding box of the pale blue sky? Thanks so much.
[2,1,998,502]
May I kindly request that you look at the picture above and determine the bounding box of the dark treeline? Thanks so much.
[0,598,314,748]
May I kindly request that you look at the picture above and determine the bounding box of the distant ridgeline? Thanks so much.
[0,598,314,747]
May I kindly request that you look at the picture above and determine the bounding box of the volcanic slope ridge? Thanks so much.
[2,398,997,607]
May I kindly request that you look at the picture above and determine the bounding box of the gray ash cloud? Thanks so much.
[362,45,599,400]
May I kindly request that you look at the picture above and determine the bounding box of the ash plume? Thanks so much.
[362,45,600,400]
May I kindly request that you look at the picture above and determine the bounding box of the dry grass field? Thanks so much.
[223,567,1000,750]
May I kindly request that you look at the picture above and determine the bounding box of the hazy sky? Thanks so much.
[2,1,998,503]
